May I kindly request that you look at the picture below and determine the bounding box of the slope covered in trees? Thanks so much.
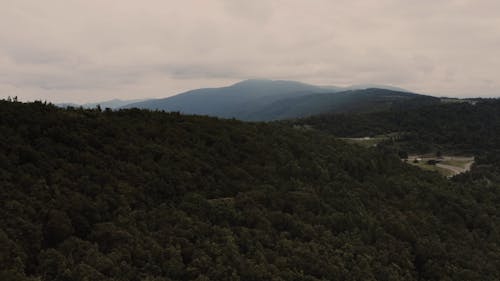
[247,88,438,121]
[1,100,499,281]
[292,100,500,152]
[291,99,500,182]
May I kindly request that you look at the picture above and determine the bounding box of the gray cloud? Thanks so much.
[1,0,499,103]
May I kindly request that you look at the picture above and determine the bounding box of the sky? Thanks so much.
[1,0,500,103]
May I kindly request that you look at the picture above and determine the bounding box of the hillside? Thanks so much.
[291,99,500,152]
[291,99,500,181]
[1,100,499,281]
[122,80,423,121]
[247,88,438,121]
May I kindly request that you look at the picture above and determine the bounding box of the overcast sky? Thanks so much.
[1,0,500,103]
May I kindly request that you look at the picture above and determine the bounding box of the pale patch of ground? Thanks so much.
[406,155,474,177]
[340,133,399,148]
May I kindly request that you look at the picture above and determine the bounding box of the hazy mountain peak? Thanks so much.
[231,79,273,86]
[58,98,147,109]
[121,80,430,120]
[346,84,410,92]
[230,79,317,89]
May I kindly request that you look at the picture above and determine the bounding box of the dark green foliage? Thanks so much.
[43,210,74,247]
[292,99,500,180]
[398,150,408,159]
[0,100,499,280]
[292,100,500,153]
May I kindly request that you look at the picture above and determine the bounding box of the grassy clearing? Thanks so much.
[406,155,474,177]
[341,138,383,148]
[408,161,455,177]
[340,134,397,148]
[440,160,468,168]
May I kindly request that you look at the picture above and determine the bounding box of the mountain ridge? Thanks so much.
[121,79,423,120]
[58,98,147,109]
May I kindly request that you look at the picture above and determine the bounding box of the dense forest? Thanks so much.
[291,100,500,152]
[291,99,500,181]
[292,99,500,177]
[1,100,499,280]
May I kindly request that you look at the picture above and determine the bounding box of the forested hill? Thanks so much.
[1,100,499,280]
[245,88,438,121]
[291,99,500,153]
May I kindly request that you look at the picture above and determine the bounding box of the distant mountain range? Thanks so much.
[57,99,147,109]
[123,79,334,119]
[59,79,435,120]
[123,79,437,120]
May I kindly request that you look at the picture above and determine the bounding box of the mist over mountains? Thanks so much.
[58,99,147,110]
[59,79,421,120]
[121,79,431,120]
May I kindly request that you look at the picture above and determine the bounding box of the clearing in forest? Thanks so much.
[406,155,475,177]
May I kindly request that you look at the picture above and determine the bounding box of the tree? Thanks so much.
[436,151,443,159]
[44,210,74,246]
[398,150,409,160]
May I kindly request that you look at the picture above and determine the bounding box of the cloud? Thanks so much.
[1,0,499,102]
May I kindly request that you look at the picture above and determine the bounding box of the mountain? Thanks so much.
[321,83,410,93]
[122,79,333,117]
[343,84,410,92]
[58,99,146,109]
[122,80,418,120]
[1,99,499,280]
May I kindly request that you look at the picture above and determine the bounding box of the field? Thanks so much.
[406,155,475,177]
[340,133,398,148]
